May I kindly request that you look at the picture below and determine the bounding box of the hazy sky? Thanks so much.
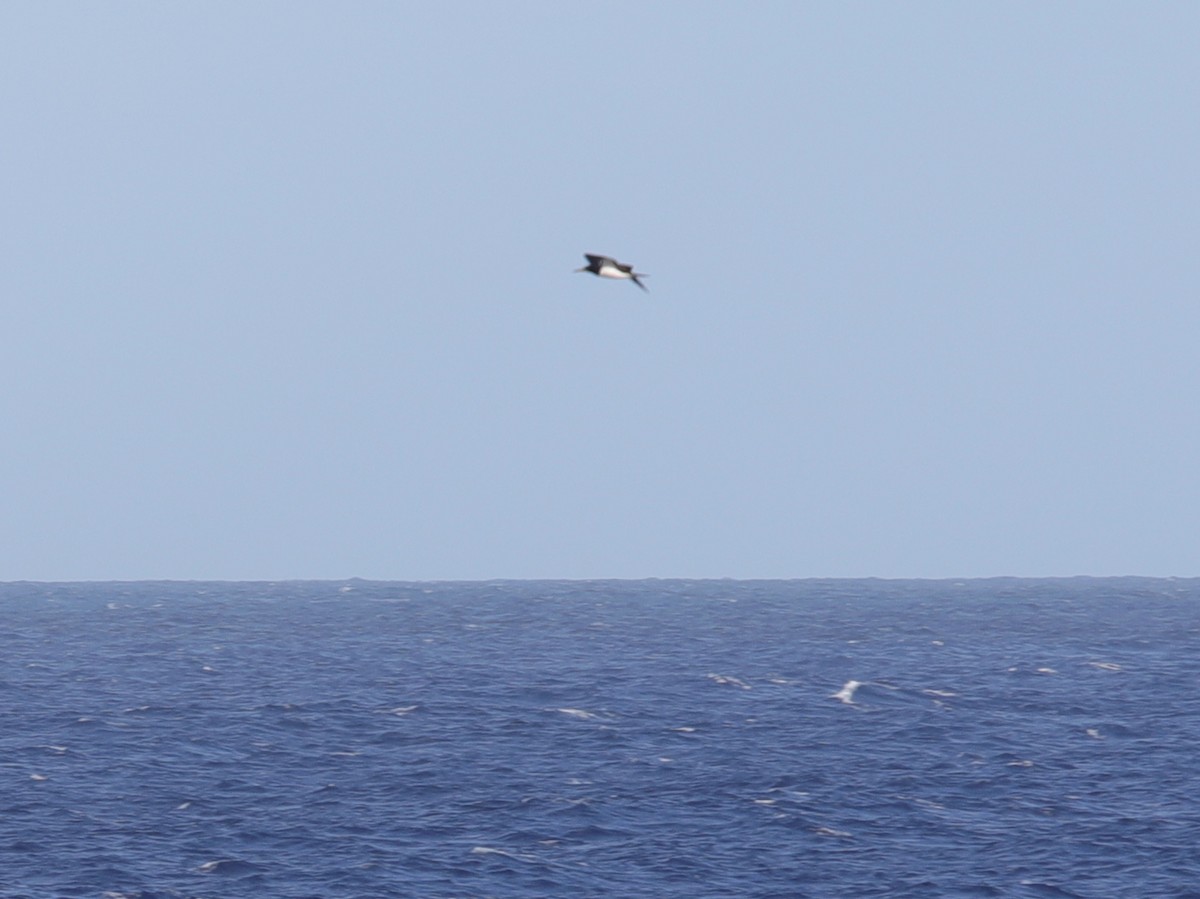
[3,2,1198,580]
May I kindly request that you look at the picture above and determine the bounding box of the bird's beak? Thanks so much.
[573,267,586,273]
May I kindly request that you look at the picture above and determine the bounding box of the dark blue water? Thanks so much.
[2,579,1198,898]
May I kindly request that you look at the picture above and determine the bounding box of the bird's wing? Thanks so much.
[584,254,606,265]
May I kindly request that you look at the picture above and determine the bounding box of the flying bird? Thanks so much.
[574,254,649,292]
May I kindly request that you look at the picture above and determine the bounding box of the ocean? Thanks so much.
[2,578,1198,898]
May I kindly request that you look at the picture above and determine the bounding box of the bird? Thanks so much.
[574,254,649,292]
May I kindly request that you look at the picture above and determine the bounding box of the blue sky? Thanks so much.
[3,2,1198,580]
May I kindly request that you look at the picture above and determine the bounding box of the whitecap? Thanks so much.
[555,707,597,719]
[832,680,862,704]
[471,846,518,859]
[376,705,419,716]
[197,858,260,874]
[1089,661,1123,672]
[814,825,852,838]
[707,673,752,690]
[911,797,945,810]
[470,845,572,869]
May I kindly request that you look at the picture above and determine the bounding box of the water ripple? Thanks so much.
[1,578,1198,897]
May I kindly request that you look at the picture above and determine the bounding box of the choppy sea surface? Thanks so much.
[2,578,1199,898]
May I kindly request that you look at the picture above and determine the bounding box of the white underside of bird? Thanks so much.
[597,264,633,279]
[575,253,649,291]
